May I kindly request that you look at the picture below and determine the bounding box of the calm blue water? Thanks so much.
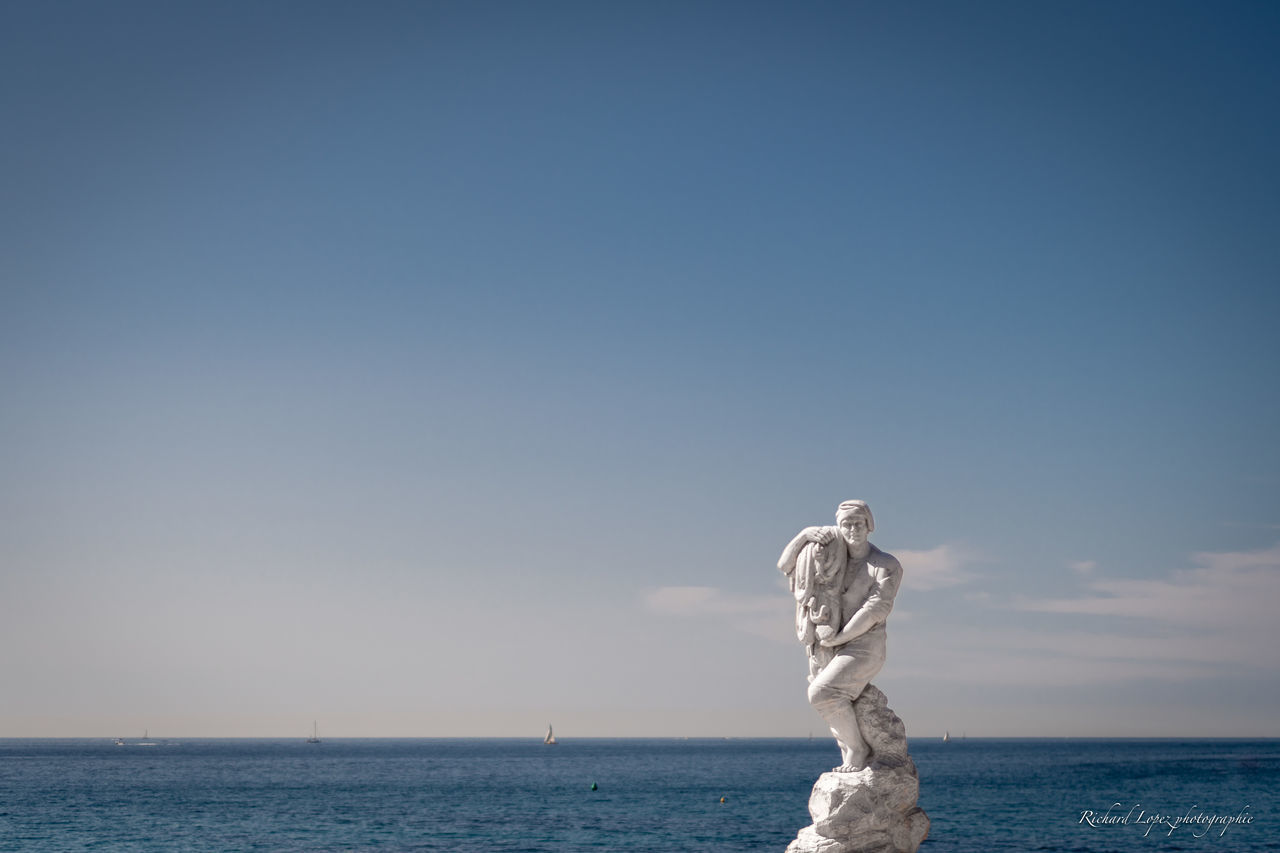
[0,738,1275,851]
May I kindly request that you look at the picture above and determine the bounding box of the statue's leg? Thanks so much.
[807,652,880,772]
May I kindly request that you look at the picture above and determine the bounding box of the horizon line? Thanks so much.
[5,735,1278,741]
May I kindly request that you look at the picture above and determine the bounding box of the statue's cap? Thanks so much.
[835,500,874,531]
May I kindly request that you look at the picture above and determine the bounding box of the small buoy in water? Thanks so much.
[590,782,598,791]
[720,797,727,803]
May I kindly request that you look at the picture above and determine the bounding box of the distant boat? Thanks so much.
[138,730,157,746]
[306,721,321,744]
[544,724,557,745]
[113,737,125,746]
[942,731,951,743]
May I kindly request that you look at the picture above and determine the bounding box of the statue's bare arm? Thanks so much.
[778,526,836,574]
[820,557,902,647]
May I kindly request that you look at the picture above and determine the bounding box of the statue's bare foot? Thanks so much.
[833,745,869,772]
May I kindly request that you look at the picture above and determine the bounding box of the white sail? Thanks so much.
[544,724,557,745]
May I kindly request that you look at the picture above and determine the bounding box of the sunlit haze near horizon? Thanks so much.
[3,1,1279,739]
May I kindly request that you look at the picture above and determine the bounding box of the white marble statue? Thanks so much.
[778,500,902,772]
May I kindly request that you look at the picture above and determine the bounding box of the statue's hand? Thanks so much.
[806,526,836,546]
[809,602,831,625]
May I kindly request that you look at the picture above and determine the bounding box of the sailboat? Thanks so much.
[942,730,951,743]
[138,730,157,746]
[306,721,321,744]
[543,724,557,745]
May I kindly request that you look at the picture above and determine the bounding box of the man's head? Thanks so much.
[835,500,873,548]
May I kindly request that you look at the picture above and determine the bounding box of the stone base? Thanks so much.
[785,685,930,853]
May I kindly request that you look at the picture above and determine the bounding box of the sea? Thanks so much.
[0,738,1275,852]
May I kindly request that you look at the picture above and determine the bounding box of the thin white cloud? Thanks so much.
[890,544,1280,689]
[894,543,981,591]
[644,586,783,617]
[644,585,717,614]
[894,646,1221,687]
[643,586,792,643]
[1068,559,1097,574]
[976,543,1280,678]
[1015,543,1280,630]
[896,624,1249,686]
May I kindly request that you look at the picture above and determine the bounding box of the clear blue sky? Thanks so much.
[2,0,1278,737]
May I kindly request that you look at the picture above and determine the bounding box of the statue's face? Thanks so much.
[839,513,870,547]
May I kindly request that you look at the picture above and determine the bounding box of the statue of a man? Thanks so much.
[778,500,902,772]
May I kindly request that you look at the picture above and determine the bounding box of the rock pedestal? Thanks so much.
[785,685,929,853]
